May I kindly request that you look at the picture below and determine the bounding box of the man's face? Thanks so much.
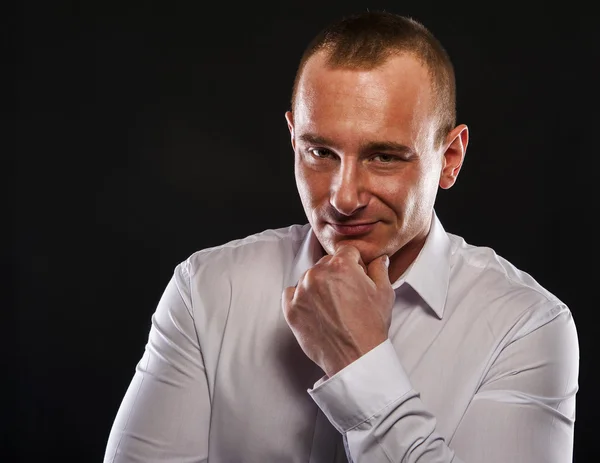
[286,51,459,268]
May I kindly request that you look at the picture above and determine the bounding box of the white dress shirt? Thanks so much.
[104,212,579,462]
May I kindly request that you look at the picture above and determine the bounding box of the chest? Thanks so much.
[200,284,491,462]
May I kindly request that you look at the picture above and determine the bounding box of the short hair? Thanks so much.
[290,11,457,146]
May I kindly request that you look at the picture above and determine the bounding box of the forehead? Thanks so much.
[294,51,436,148]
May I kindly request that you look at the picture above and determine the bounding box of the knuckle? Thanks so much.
[331,260,347,274]
[284,305,300,325]
[318,255,333,265]
[330,255,350,271]
[304,268,321,286]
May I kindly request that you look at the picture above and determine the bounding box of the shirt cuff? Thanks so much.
[307,339,413,433]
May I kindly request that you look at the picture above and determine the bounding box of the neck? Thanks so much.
[387,220,432,284]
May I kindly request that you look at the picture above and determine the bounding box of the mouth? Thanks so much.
[327,221,377,236]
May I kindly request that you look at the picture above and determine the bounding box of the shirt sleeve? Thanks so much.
[308,304,579,463]
[103,262,210,463]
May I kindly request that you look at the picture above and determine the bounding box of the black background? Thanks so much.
[11,1,598,461]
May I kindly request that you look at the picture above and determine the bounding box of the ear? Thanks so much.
[439,124,469,190]
[285,111,296,151]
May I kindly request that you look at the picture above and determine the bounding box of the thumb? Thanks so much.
[366,254,391,288]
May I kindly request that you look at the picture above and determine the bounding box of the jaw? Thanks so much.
[316,222,393,263]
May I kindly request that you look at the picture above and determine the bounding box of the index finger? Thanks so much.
[334,244,367,272]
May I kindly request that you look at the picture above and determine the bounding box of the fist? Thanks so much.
[281,244,395,378]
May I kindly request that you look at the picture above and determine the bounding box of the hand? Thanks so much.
[282,244,395,378]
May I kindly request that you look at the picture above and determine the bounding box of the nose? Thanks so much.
[329,160,368,216]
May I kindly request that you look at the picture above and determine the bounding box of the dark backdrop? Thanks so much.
[11,2,597,462]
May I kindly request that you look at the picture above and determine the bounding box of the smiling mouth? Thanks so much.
[328,222,377,236]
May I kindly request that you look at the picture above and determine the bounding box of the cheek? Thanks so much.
[378,174,415,207]
[404,168,441,215]
[295,164,325,207]
[381,169,436,214]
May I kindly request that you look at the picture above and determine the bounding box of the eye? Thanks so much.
[308,148,334,159]
[372,154,398,163]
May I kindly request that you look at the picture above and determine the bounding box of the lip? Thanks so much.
[328,222,377,236]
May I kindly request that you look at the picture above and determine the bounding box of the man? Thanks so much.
[104,11,579,463]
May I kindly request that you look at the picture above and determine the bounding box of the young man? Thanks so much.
[105,12,578,462]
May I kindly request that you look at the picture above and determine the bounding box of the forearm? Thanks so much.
[104,265,211,463]
[310,340,461,462]
[309,308,578,463]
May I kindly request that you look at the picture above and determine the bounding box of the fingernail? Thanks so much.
[384,255,390,268]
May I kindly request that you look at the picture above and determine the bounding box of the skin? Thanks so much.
[281,50,469,378]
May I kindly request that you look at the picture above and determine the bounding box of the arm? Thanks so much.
[309,305,579,462]
[450,307,578,462]
[103,262,210,463]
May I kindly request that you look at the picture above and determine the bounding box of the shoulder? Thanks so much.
[187,223,310,272]
[446,232,570,337]
[174,223,311,293]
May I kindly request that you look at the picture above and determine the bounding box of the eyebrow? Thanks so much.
[298,133,416,156]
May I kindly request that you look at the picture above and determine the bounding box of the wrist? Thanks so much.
[322,335,388,377]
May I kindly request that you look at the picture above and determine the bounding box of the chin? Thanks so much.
[330,237,384,264]
[315,221,391,262]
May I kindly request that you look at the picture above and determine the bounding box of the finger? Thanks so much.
[366,254,391,288]
[334,243,361,261]
[333,244,366,271]
[281,285,296,316]
[334,244,366,266]
[315,254,333,265]
[293,265,313,289]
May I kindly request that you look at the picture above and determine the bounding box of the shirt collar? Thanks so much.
[394,212,452,319]
[287,211,452,319]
